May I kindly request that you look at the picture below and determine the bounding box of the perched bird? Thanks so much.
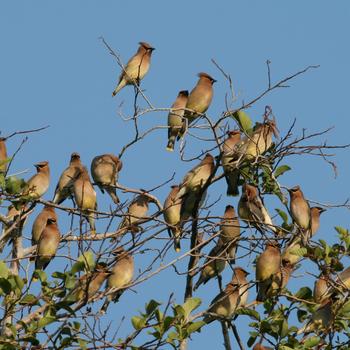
[242,118,279,159]
[238,183,275,233]
[31,205,57,245]
[66,263,111,304]
[35,217,60,270]
[118,194,152,234]
[204,267,249,323]
[53,152,82,204]
[0,137,8,174]
[24,161,50,200]
[256,242,281,302]
[101,248,134,312]
[219,205,240,263]
[288,186,311,244]
[311,207,326,236]
[91,154,123,204]
[335,266,350,290]
[222,130,242,196]
[194,242,227,290]
[297,300,332,335]
[177,153,215,199]
[112,41,155,96]
[166,90,188,152]
[163,185,182,251]
[183,73,216,125]
[253,344,273,350]
[179,189,207,226]
[264,260,294,299]
[73,166,97,233]
[314,274,331,304]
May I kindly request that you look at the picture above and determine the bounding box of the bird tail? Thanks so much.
[100,299,110,314]
[166,137,175,152]
[106,186,120,204]
[112,79,126,97]
[225,171,240,196]
[174,237,181,252]
[193,276,204,291]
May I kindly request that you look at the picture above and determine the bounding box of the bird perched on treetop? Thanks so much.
[91,154,123,204]
[204,267,249,323]
[166,90,188,152]
[53,152,83,205]
[112,42,155,96]
[222,130,242,196]
[178,73,216,138]
[163,185,183,252]
[24,161,50,200]
[31,205,57,245]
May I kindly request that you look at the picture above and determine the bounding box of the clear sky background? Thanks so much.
[1,1,350,349]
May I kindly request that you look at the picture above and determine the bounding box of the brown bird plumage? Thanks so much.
[53,152,82,204]
[238,183,275,233]
[179,73,216,138]
[163,185,182,251]
[222,130,242,196]
[101,248,134,312]
[253,344,273,350]
[0,138,8,174]
[31,205,57,245]
[288,186,311,244]
[112,42,155,96]
[242,118,279,159]
[311,206,326,236]
[118,194,152,234]
[204,267,249,323]
[25,161,50,200]
[256,242,281,302]
[35,217,60,270]
[166,90,188,152]
[219,205,240,263]
[176,153,215,199]
[194,242,227,290]
[91,154,122,204]
[73,166,97,233]
[314,274,331,304]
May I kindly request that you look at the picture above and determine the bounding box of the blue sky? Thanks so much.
[1,1,350,348]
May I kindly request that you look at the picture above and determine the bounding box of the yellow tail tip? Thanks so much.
[175,247,181,252]
[166,146,174,152]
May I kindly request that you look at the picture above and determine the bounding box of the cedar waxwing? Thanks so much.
[179,189,207,226]
[314,274,331,304]
[24,161,50,200]
[0,138,8,174]
[73,166,97,233]
[112,42,155,96]
[222,130,242,196]
[264,260,294,299]
[163,185,182,252]
[91,154,122,204]
[256,242,281,302]
[35,217,60,270]
[335,266,350,290]
[101,248,134,312]
[242,118,279,159]
[183,73,216,126]
[31,205,57,245]
[68,263,110,304]
[204,267,249,323]
[297,300,332,335]
[176,154,215,200]
[194,242,227,290]
[53,153,82,204]
[288,186,311,244]
[118,194,152,234]
[166,90,188,152]
[311,207,326,236]
[219,205,240,263]
[238,183,275,233]
[282,239,303,265]
[253,344,273,350]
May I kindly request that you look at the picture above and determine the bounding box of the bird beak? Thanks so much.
[150,47,155,51]
[212,79,217,84]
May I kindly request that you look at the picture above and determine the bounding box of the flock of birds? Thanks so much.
[0,41,348,348]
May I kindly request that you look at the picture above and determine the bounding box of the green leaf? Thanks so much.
[231,110,253,132]
[186,321,205,335]
[146,299,161,315]
[0,278,12,294]
[274,165,291,178]
[37,315,56,329]
[289,247,307,257]
[247,332,258,347]
[304,336,320,348]
[5,176,26,195]
[174,305,185,318]
[19,294,38,306]
[339,300,350,315]
[275,209,289,224]
[295,287,312,300]
[131,316,146,330]
[73,321,81,331]
[235,307,260,321]
[33,269,47,283]
[280,319,289,338]
[182,297,202,318]
[297,309,308,323]
[78,339,88,350]
[71,251,95,274]
[0,261,9,278]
